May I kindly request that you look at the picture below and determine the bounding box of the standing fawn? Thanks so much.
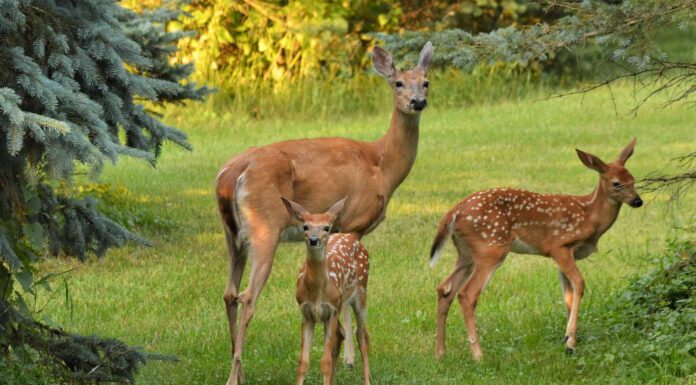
[216,42,431,385]
[430,139,643,360]
[281,197,371,385]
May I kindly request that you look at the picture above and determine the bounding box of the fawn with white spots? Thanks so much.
[281,197,371,385]
[430,139,643,360]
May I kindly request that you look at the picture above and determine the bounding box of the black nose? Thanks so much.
[308,237,320,246]
[630,197,643,208]
[410,98,427,111]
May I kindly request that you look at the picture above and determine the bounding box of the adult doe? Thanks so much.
[430,139,642,360]
[216,42,432,384]
[282,197,371,385]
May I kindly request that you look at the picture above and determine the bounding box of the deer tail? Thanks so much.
[429,210,457,268]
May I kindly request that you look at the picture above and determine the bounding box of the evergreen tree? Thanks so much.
[0,0,208,382]
[377,0,695,195]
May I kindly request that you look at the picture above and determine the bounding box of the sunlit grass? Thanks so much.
[39,79,695,385]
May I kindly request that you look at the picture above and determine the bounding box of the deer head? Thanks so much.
[281,197,347,251]
[576,138,642,208]
[373,42,433,114]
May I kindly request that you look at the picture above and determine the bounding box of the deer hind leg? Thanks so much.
[223,226,248,360]
[435,247,474,360]
[551,248,584,354]
[342,303,355,368]
[353,293,370,385]
[227,226,280,385]
[457,248,506,362]
[558,270,573,318]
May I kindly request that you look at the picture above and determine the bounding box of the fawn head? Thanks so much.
[576,138,642,208]
[281,197,347,250]
[373,41,433,114]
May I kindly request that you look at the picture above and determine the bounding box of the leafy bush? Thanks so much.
[615,238,696,375]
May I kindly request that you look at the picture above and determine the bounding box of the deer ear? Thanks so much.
[326,197,348,219]
[372,46,395,79]
[281,196,308,222]
[417,41,433,73]
[617,137,637,165]
[576,149,608,173]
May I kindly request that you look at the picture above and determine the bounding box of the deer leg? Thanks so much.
[353,294,371,385]
[551,248,584,354]
[297,319,315,385]
[321,316,341,385]
[227,229,279,385]
[435,256,474,360]
[457,253,504,362]
[342,303,355,368]
[223,227,247,361]
[558,270,573,318]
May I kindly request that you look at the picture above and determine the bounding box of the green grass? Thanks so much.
[38,80,695,385]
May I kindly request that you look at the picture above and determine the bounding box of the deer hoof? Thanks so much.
[565,347,574,355]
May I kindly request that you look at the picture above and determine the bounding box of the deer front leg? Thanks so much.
[342,304,355,368]
[551,248,585,354]
[227,229,279,385]
[297,319,315,385]
[320,316,342,385]
[435,258,474,360]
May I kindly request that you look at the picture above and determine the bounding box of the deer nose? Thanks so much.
[410,98,427,111]
[630,197,643,208]
[308,237,320,246]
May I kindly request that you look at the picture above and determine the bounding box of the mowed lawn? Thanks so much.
[40,82,695,385]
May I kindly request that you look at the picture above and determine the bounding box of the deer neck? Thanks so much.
[581,179,622,236]
[374,107,420,190]
[301,247,330,293]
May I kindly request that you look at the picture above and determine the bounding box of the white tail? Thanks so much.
[433,139,641,361]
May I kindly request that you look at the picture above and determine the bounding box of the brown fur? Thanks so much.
[217,42,433,385]
[430,139,642,360]
[283,197,371,385]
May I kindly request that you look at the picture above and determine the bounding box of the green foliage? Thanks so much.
[614,238,696,374]
[125,0,557,85]
[0,0,207,383]
[378,0,695,71]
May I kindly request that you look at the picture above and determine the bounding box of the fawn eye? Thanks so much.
[612,182,622,188]
[302,225,309,231]
[395,81,403,88]
[323,226,330,232]
[423,81,429,88]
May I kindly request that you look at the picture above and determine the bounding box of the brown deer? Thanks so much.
[281,197,371,385]
[216,42,432,385]
[429,139,642,361]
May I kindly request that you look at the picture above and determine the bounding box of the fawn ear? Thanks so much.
[617,137,637,166]
[576,149,608,173]
[417,41,433,73]
[281,197,308,222]
[372,46,396,79]
[326,197,348,219]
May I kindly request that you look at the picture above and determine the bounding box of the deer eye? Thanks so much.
[323,226,330,232]
[395,81,403,88]
[612,182,622,188]
[303,225,309,231]
[423,80,429,88]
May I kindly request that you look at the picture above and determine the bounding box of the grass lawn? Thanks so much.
[39,81,695,385]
